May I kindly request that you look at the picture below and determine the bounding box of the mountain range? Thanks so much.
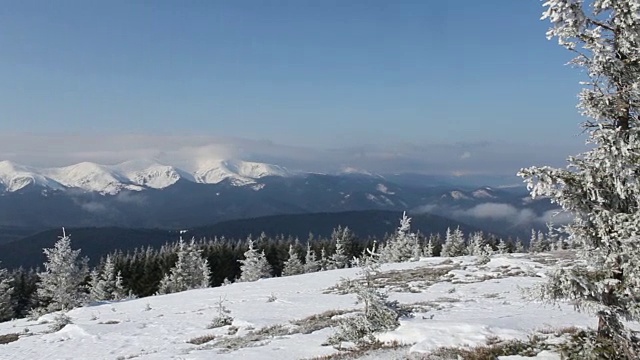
[0,159,293,194]
[0,158,557,242]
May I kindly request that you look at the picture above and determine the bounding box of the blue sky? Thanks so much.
[0,1,587,173]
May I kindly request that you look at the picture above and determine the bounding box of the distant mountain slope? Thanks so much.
[0,210,481,269]
[0,159,294,195]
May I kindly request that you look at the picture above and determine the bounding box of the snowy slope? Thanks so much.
[0,161,64,192]
[112,159,194,189]
[42,162,144,195]
[0,159,293,194]
[194,159,291,186]
[0,253,605,360]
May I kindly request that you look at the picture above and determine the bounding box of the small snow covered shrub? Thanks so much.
[49,312,72,332]
[187,333,216,345]
[207,296,233,329]
[326,256,406,346]
[558,329,640,360]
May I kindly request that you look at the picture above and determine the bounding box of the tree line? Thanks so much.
[0,214,557,323]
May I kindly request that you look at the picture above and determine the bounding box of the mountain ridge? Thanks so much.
[0,159,295,194]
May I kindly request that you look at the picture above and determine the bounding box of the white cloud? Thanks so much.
[453,202,572,225]
[0,133,580,175]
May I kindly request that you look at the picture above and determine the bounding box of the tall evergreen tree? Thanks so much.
[380,212,420,263]
[328,226,352,269]
[0,263,14,322]
[37,229,89,312]
[238,238,272,282]
[89,255,126,301]
[303,242,320,273]
[440,227,466,257]
[282,245,304,276]
[519,0,640,354]
[158,238,211,294]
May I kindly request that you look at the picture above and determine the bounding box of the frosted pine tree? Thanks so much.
[319,247,328,271]
[303,242,320,273]
[327,250,403,346]
[89,255,125,301]
[380,212,420,263]
[158,239,210,294]
[514,238,525,253]
[497,239,508,254]
[468,232,486,256]
[0,263,13,321]
[37,229,89,312]
[519,0,640,355]
[238,238,272,282]
[328,226,352,269]
[423,237,434,257]
[440,227,466,257]
[282,245,304,276]
[529,229,547,253]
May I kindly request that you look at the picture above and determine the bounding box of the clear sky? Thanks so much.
[0,1,588,174]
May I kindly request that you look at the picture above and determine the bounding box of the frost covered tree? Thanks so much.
[282,245,304,276]
[519,0,640,354]
[514,238,525,253]
[0,263,14,321]
[440,227,466,257]
[157,239,211,294]
[380,212,420,263]
[327,251,404,346]
[238,238,272,282]
[467,232,486,256]
[423,237,434,257]
[328,226,353,269]
[37,229,89,312]
[497,239,509,254]
[529,230,547,253]
[303,243,320,273]
[89,255,125,301]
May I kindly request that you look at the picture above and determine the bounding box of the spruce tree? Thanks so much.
[238,238,272,282]
[282,245,304,276]
[89,255,125,301]
[440,227,466,257]
[423,238,434,257]
[519,0,640,355]
[328,226,351,269]
[380,212,420,263]
[497,239,508,254]
[0,263,14,322]
[514,238,525,253]
[37,229,89,312]
[157,238,211,294]
[303,242,320,273]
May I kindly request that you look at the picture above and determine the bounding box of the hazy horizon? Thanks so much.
[1,1,588,174]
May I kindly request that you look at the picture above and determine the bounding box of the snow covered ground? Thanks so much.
[0,253,600,360]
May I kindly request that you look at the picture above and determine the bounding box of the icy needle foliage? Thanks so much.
[238,238,272,282]
[157,238,211,294]
[519,0,640,354]
[0,263,14,321]
[89,255,125,302]
[37,229,89,312]
[380,212,421,263]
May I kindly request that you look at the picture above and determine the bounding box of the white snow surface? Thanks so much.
[0,254,602,360]
[0,161,65,192]
[0,159,293,194]
[194,159,290,186]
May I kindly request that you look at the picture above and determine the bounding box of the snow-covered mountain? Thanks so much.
[0,161,65,193]
[194,159,291,186]
[0,159,294,195]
